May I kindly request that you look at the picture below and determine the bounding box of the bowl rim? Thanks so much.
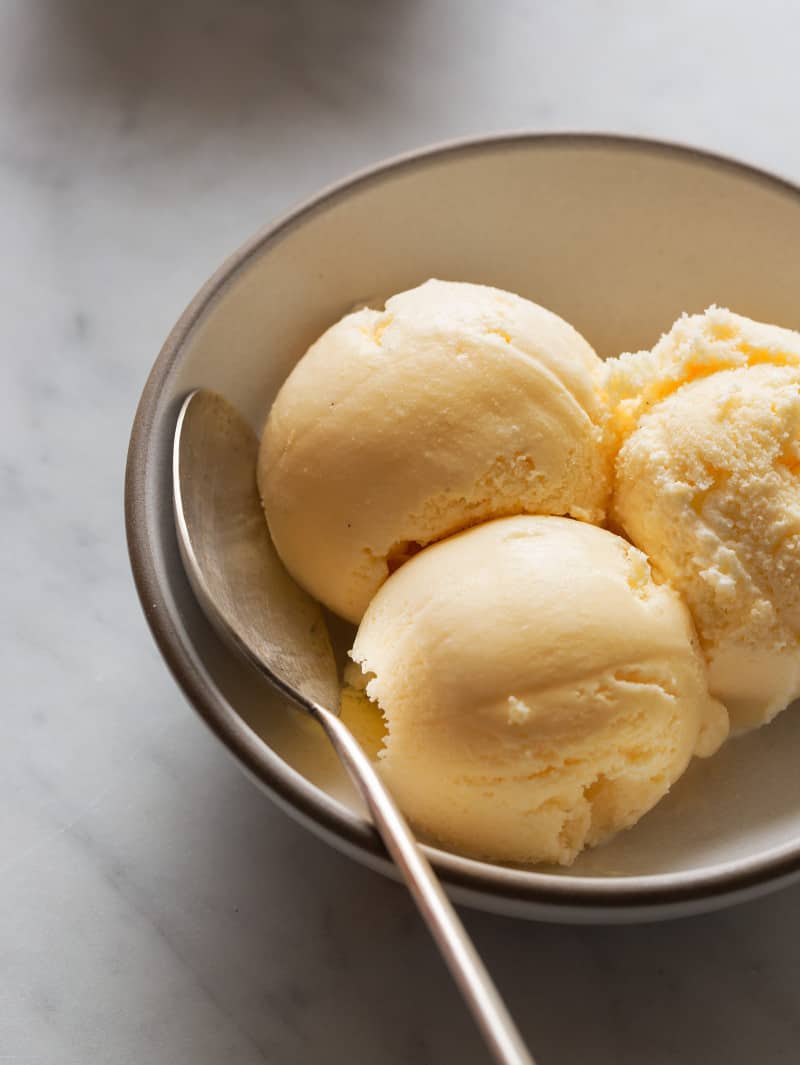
[126,131,800,916]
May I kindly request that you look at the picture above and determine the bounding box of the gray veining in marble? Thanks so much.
[4,1,800,1062]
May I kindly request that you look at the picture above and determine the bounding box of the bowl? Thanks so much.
[126,133,800,923]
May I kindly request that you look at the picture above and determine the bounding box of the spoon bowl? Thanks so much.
[172,388,338,708]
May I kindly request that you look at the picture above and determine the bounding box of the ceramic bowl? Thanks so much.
[126,134,800,923]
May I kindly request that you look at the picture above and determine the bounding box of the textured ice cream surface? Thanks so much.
[339,660,386,760]
[605,305,800,446]
[259,280,610,624]
[349,516,727,867]
[609,308,800,729]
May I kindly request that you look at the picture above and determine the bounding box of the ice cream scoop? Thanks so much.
[609,308,800,728]
[349,515,727,866]
[259,279,609,624]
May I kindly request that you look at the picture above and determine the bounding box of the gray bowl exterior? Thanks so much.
[126,134,800,923]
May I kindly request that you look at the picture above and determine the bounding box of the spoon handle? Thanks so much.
[312,702,535,1065]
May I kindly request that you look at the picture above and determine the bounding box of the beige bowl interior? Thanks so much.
[139,137,800,894]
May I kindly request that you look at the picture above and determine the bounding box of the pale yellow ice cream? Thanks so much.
[259,280,610,624]
[349,516,727,866]
[609,307,800,729]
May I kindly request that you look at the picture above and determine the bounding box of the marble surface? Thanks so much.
[4,1,800,1061]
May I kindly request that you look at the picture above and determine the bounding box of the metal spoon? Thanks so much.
[173,389,534,1065]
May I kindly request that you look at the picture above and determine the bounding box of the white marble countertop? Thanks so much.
[5,2,800,1062]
